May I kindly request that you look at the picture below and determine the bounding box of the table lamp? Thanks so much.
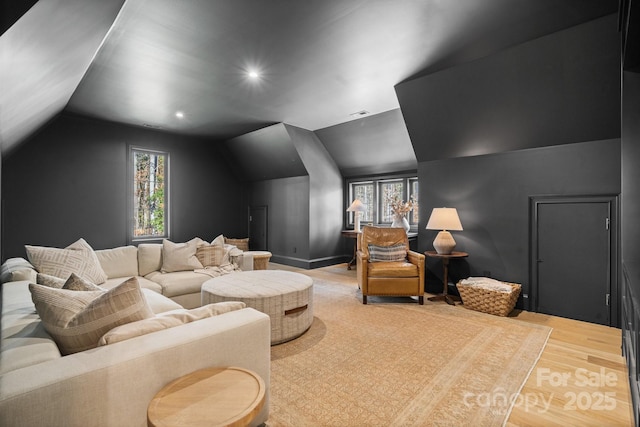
[426,207,463,254]
[346,199,367,232]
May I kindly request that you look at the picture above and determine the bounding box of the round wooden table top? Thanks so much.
[425,250,468,259]
[147,367,266,427]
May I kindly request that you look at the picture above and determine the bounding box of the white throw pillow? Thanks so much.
[161,238,204,273]
[25,238,108,284]
[211,234,225,247]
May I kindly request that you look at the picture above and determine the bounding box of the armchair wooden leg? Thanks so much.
[363,295,367,304]
[418,296,424,305]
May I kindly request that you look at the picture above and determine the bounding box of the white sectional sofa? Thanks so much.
[0,241,272,427]
[96,241,249,309]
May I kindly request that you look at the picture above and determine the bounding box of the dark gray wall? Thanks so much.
[246,124,344,269]
[396,14,620,162]
[396,15,622,313]
[622,70,640,290]
[287,125,343,265]
[2,114,247,259]
[418,139,621,306]
[249,176,310,267]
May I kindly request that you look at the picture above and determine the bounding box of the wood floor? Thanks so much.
[270,262,635,426]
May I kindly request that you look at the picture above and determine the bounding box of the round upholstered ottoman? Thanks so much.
[201,270,313,345]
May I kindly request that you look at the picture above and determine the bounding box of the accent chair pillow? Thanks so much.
[368,243,407,263]
[161,238,204,273]
[98,301,246,345]
[25,238,108,284]
[29,277,153,355]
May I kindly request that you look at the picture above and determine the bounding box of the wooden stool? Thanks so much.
[148,366,265,427]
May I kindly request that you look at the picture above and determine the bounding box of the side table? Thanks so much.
[341,230,361,270]
[148,366,265,427]
[425,251,468,306]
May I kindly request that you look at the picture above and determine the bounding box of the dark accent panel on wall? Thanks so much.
[418,139,620,311]
[315,109,417,177]
[1,114,246,259]
[396,14,620,162]
[222,123,307,182]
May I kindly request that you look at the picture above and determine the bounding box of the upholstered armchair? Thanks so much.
[356,226,426,304]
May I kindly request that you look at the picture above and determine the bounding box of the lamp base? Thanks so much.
[433,230,456,254]
[354,215,361,232]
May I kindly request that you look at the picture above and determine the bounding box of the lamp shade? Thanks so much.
[346,199,367,212]
[426,208,463,231]
[426,208,463,254]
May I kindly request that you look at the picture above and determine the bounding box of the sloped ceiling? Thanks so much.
[0,0,125,154]
[1,0,618,158]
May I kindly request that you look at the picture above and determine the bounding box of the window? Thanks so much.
[131,148,169,240]
[347,174,419,228]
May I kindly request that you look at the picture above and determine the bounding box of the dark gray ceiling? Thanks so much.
[1,0,618,155]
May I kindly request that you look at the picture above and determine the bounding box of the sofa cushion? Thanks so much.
[145,271,210,298]
[0,257,36,284]
[25,238,108,284]
[368,243,407,263]
[161,239,204,273]
[95,246,139,278]
[0,281,62,375]
[29,277,153,355]
[97,301,246,345]
[141,288,183,314]
[102,275,163,293]
[367,261,418,278]
[138,243,163,276]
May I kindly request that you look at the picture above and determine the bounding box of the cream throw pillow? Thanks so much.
[29,277,153,355]
[26,238,108,284]
[98,301,246,345]
[161,238,204,272]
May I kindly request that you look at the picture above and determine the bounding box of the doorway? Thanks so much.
[530,195,618,326]
[249,206,268,251]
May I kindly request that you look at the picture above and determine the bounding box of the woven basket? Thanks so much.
[224,237,249,252]
[252,253,271,270]
[456,281,521,317]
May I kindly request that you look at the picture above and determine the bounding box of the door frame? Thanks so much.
[529,194,620,327]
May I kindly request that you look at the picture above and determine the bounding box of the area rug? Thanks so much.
[267,279,552,427]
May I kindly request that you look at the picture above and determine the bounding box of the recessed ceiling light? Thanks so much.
[175,111,184,119]
[248,70,260,79]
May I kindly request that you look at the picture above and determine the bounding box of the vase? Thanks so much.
[391,215,410,233]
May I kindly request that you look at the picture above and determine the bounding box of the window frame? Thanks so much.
[128,146,170,243]
[345,173,418,230]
